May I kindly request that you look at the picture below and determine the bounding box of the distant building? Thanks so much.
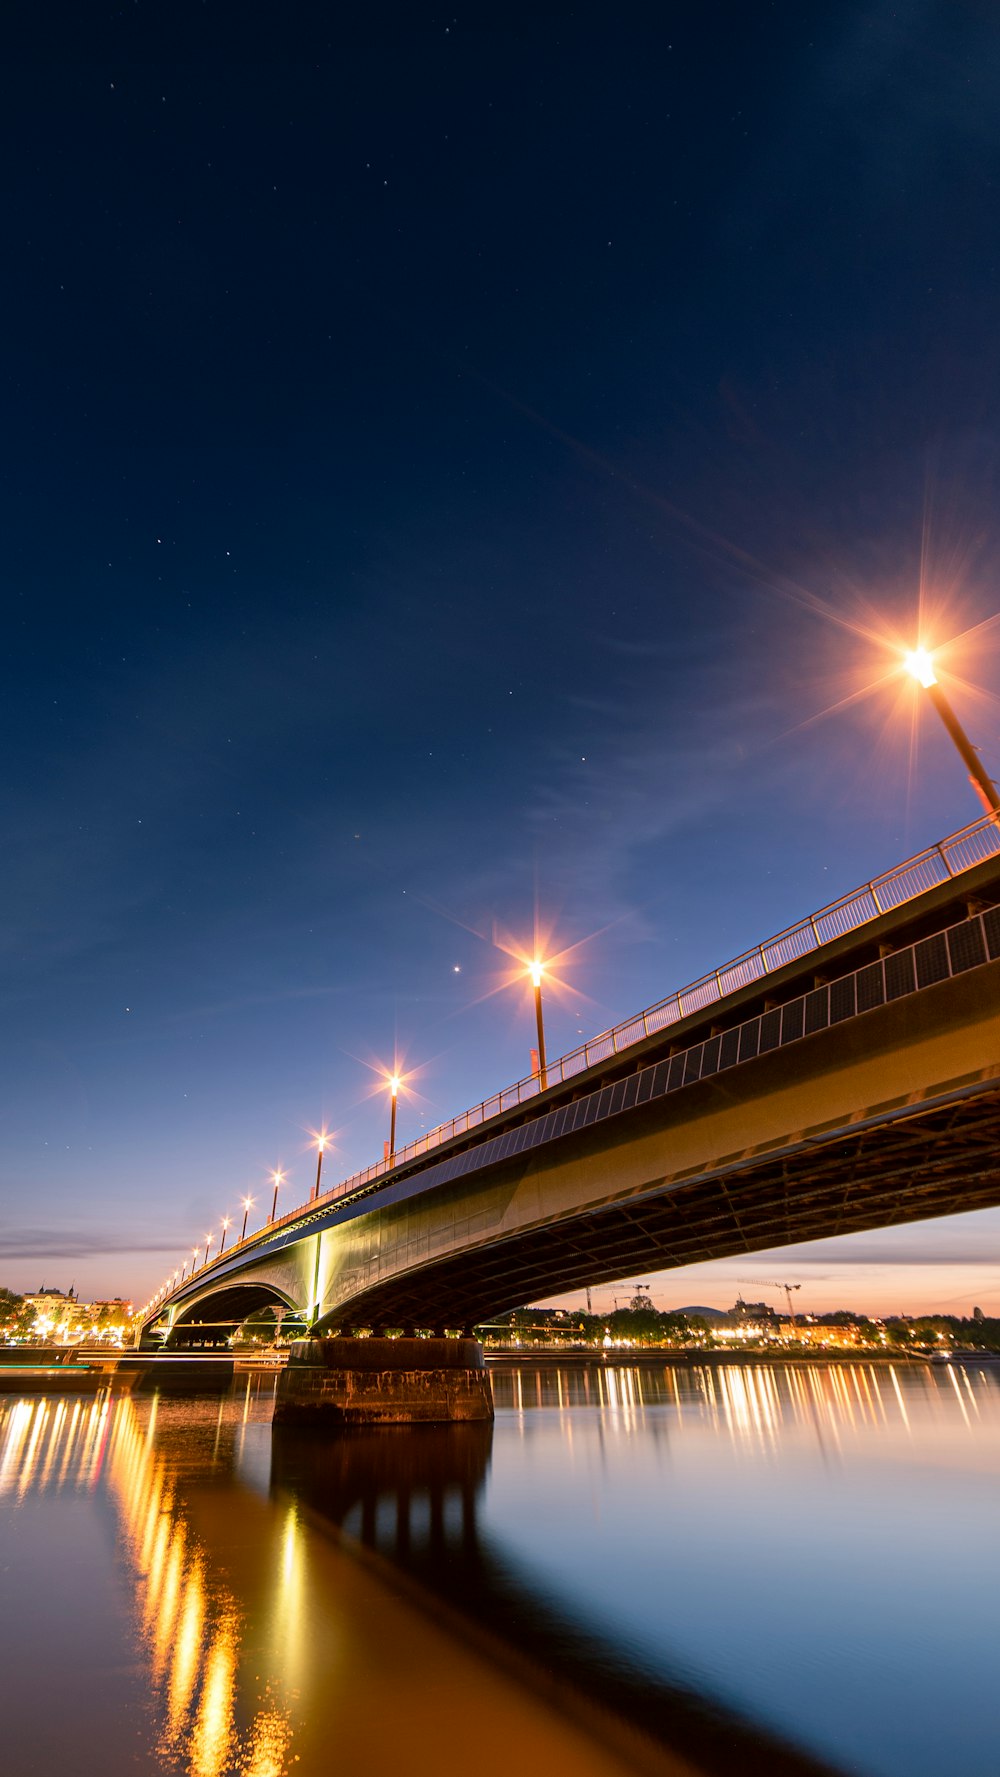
[17,1288,133,1342]
[88,1298,133,1319]
[729,1298,780,1325]
[21,1286,78,1316]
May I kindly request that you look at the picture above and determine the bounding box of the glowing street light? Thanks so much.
[903,646,937,689]
[387,1076,401,1160]
[192,1246,200,1274]
[529,959,549,1090]
[219,1215,232,1254]
[269,1168,285,1224]
[239,1195,254,1242]
[904,646,1000,815]
[203,1231,213,1266]
[311,1132,329,1202]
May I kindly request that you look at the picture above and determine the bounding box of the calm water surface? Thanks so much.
[0,1359,997,1777]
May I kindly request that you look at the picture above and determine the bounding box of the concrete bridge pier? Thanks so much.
[272,1336,495,1426]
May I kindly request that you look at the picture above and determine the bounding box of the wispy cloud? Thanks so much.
[0,1227,180,1261]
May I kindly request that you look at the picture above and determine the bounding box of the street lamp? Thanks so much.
[387,1075,401,1160]
[529,959,548,1090]
[240,1195,254,1242]
[311,1132,329,1202]
[269,1168,285,1224]
[904,646,1000,815]
[219,1215,231,1254]
[203,1232,213,1266]
[193,1246,201,1274]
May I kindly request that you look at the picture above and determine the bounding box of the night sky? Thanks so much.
[5,2,1000,1315]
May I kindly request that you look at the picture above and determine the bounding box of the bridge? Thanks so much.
[139,815,1000,1349]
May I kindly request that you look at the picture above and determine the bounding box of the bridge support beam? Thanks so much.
[273,1337,494,1426]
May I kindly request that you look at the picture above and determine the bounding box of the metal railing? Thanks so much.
[153,812,1000,1308]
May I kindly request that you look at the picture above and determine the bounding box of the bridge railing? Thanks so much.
[150,813,1000,1309]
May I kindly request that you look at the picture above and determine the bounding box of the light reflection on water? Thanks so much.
[0,1384,296,1777]
[1,1361,998,1777]
[0,1380,645,1777]
[489,1352,994,1452]
[103,1391,293,1776]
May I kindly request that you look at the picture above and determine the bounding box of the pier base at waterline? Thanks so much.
[272,1337,495,1426]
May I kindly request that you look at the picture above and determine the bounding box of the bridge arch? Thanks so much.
[153,1280,303,1349]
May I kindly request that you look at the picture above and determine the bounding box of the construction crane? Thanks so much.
[613,1285,652,1312]
[738,1279,803,1325]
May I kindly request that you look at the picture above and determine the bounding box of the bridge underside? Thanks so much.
[147,1281,301,1348]
[313,1082,1000,1330]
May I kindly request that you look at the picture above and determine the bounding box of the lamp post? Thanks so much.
[193,1247,201,1275]
[269,1168,285,1224]
[204,1232,213,1266]
[312,1133,328,1202]
[388,1075,401,1160]
[240,1196,254,1242]
[904,647,1000,816]
[529,960,548,1090]
[219,1215,231,1254]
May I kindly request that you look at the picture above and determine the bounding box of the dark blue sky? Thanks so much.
[5,1,1000,1311]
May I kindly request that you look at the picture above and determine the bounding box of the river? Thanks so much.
[0,1357,997,1777]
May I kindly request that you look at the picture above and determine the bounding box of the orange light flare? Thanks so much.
[405,887,649,1039]
[899,626,1000,718]
[487,918,596,1021]
[770,605,1000,770]
[304,1124,338,1157]
[354,1054,429,1113]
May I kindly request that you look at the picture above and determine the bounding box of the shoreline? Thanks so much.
[484,1347,941,1367]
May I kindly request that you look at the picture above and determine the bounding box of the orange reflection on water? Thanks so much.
[189,1611,239,1777]
[167,1557,205,1734]
[242,1708,295,1777]
[0,1394,118,1500]
[96,1398,293,1777]
[489,1357,965,1458]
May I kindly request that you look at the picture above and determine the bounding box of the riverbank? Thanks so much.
[484,1346,936,1366]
